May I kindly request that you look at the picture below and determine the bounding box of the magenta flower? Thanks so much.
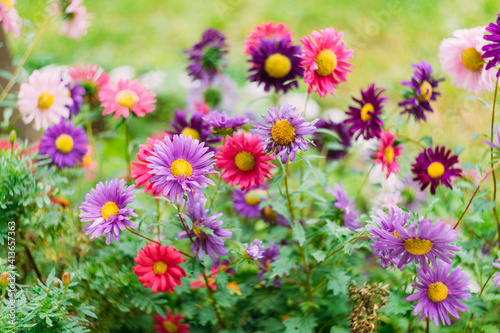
[373,131,402,178]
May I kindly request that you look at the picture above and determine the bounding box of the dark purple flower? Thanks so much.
[482,14,500,77]
[170,108,221,149]
[261,206,290,227]
[257,242,282,288]
[233,187,267,218]
[325,183,360,231]
[67,82,85,117]
[399,60,445,121]
[204,110,248,136]
[212,258,236,275]
[245,239,265,259]
[314,118,352,160]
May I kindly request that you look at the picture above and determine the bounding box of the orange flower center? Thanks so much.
[263,206,276,222]
[245,189,266,205]
[383,146,394,163]
[427,282,448,302]
[271,119,296,145]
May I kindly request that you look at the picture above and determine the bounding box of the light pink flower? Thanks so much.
[244,21,293,55]
[81,145,97,180]
[68,63,110,101]
[49,0,93,39]
[99,79,156,119]
[373,131,402,178]
[0,0,22,37]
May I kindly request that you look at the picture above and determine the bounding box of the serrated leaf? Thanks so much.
[421,136,432,147]
[270,247,296,277]
[327,271,350,296]
[292,221,306,246]
[283,315,317,333]
[462,294,487,317]
[312,250,326,263]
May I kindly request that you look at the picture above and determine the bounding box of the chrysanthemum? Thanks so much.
[404,262,470,326]
[185,28,228,83]
[131,137,162,196]
[373,131,402,178]
[411,146,462,195]
[261,205,290,227]
[493,251,500,288]
[248,37,303,94]
[133,242,186,294]
[99,79,156,119]
[186,74,238,113]
[153,311,190,333]
[251,103,318,163]
[232,187,267,218]
[245,239,265,259]
[170,109,220,149]
[399,60,445,121]
[67,82,85,117]
[178,193,232,261]
[79,178,138,245]
[439,27,496,94]
[313,119,351,161]
[147,134,216,205]
[204,111,248,137]
[344,84,387,140]
[483,14,500,77]
[299,28,354,97]
[49,0,93,39]
[325,182,360,231]
[257,242,282,288]
[68,63,110,101]
[0,0,22,37]
[18,70,72,130]
[244,21,294,55]
[39,120,88,168]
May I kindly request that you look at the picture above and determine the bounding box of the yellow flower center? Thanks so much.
[384,146,394,163]
[427,162,445,179]
[461,47,483,72]
[234,151,256,171]
[393,230,400,239]
[192,221,207,239]
[37,91,55,110]
[427,282,448,302]
[315,49,337,77]
[163,321,179,333]
[115,89,139,108]
[264,53,292,78]
[360,103,374,122]
[55,134,74,153]
[272,119,296,145]
[418,81,433,102]
[152,261,168,275]
[245,189,266,205]
[263,206,276,222]
[101,201,119,220]
[1,0,13,10]
[181,127,201,140]
[403,238,433,255]
[170,159,193,178]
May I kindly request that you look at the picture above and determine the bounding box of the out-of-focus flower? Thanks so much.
[245,239,265,259]
[68,63,110,102]
[326,182,360,231]
[190,267,217,291]
[99,79,156,119]
[313,118,351,161]
[186,74,238,113]
[0,0,22,37]
[397,176,428,211]
[373,131,402,178]
[49,0,93,39]
[170,108,220,149]
[244,21,293,55]
[226,281,242,296]
[257,242,283,288]
[203,111,248,137]
[81,145,97,180]
[153,310,190,333]
[132,137,162,196]
[67,82,85,117]
[232,187,267,218]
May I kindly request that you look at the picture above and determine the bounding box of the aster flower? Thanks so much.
[313,118,351,161]
[252,103,318,163]
[99,79,156,119]
[232,187,267,218]
[412,146,462,195]
[0,0,22,37]
[79,178,138,245]
[153,311,190,333]
[67,82,85,117]
[178,192,232,261]
[373,131,402,178]
[399,60,445,121]
[203,110,248,137]
[68,63,110,102]
[299,28,354,97]
[215,131,276,190]
[493,251,500,287]
[344,84,387,140]
[261,205,290,227]
[244,21,294,55]
[186,73,238,113]
[397,176,428,211]
[39,120,88,168]
[483,14,500,77]
[185,28,228,83]
[245,239,265,259]
[248,37,303,94]
[133,242,187,294]
[131,137,162,196]
[18,70,72,130]
[257,242,282,288]
[439,26,496,94]
[325,182,360,231]
[170,108,220,149]
[148,134,216,205]
[404,262,470,326]
[49,0,93,39]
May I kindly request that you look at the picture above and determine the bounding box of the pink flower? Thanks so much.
[153,310,190,333]
[68,63,110,102]
[439,26,496,95]
[190,267,217,291]
[244,21,293,55]
[0,0,22,37]
[373,131,402,178]
[131,137,164,196]
[81,145,97,180]
[49,0,93,39]
[99,79,156,119]
[299,28,353,97]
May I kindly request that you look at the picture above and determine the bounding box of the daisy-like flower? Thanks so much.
[170,109,220,149]
[133,242,187,294]
[325,182,360,231]
[257,242,282,288]
[244,21,293,55]
[148,134,216,205]
[232,187,267,218]
[178,192,232,261]
[185,28,228,83]
[299,28,354,97]
[262,205,290,227]
[404,262,470,326]
[493,251,500,287]
[186,73,238,113]
[39,120,88,168]
[412,146,462,195]
[248,37,303,94]
[373,131,402,178]
[344,84,387,140]
[204,111,248,137]
[67,82,86,117]
[68,63,110,102]
[0,0,22,37]
[131,137,162,196]
[245,239,265,259]
[483,14,500,77]
[216,131,276,190]
[251,104,318,163]
[18,70,72,130]
[399,60,445,121]
[439,26,496,94]
[153,311,190,333]
[49,0,93,39]
[99,79,156,119]
[313,119,352,161]
[79,178,138,245]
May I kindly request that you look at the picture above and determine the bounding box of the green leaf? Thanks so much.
[270,247,296,277]
[283,315,317,333]
[330,327,350,333]
[291,221,306,246]
[198,306,216,325]
[462,294,487,317]
[327,270,350,296]
[421,135,432,147]
[454,145,466,155]
[383,291,413,315]
[312,250,326,263]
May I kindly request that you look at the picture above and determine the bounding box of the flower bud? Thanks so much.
[62,272,71,287]
[0,272,9,287]
[9,130,16,144]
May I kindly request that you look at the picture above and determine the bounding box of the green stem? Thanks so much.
[157,199,161,241]
[0,288,5,310]
[56,287,68,310]
[426,317,429,333]
[124,120,131,182]
[303,93,310,114]
[209,136,225,207]
[202,269,226,329]
[355,164,374,203]
[492,77,500,248]
[284,160,295,222]
[126,227,192,257]
[310,234,369,270]
[177,204,194,243]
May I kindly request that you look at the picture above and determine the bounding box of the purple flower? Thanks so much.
[79,179,138,245]
[325,183,360,231]
[257,242,282,288]
[314,118,352,160]
[399,60,445,121]
[185,28,228,84]
[147,134,217,205]
[204,110,248,136]
[186,74,238,113]
[39,120,88,168]
[248,36,303,94]
[261,206,290,227]
[178,192,232,261]
[252,103,318,163]
[493,251,500,288]
[245,239,265,259]
[67,82,85,117]
[404,262,470,326]
[483,124,500,159]
[344,83,387,140]
[232,188,267,218]
[482,14,500,77]
[170,108,221,150]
